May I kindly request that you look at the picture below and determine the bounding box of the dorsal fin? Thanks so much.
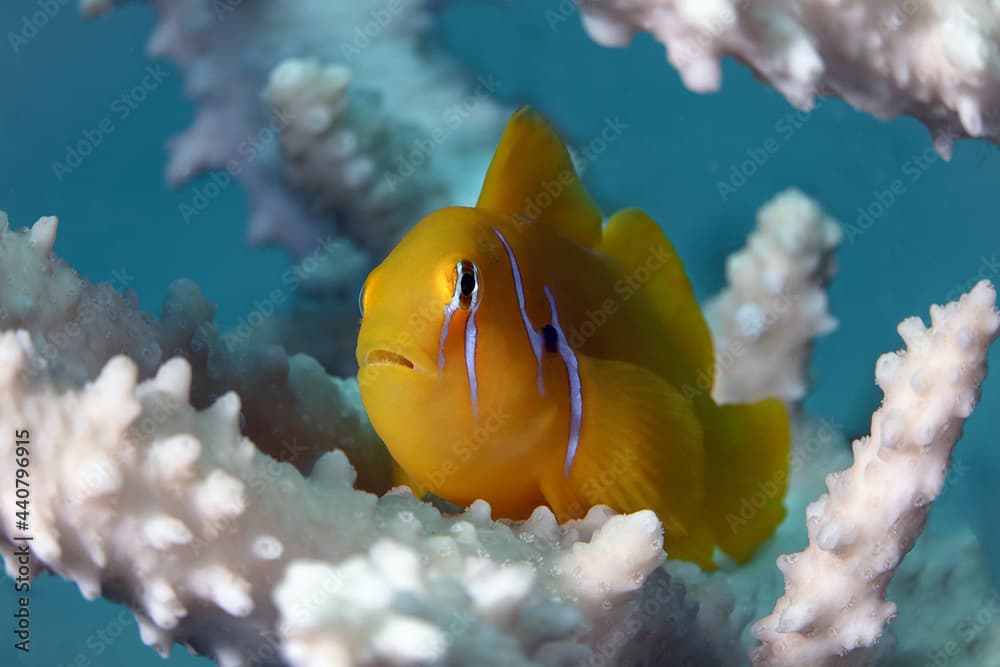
[476,107,602,248]
[598,208,715,390]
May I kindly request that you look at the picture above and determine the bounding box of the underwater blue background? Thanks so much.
[1,1,998,664]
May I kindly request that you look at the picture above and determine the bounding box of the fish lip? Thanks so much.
[365,348,416,370]
[361,347,434,376]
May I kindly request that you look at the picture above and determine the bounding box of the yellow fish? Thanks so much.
[357,108,790,568]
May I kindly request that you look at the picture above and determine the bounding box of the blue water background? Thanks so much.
[1,2,998,664]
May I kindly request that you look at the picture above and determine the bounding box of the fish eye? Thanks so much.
[455,260,479,310]
[460,272,475,297]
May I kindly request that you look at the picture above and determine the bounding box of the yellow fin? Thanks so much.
[598,208,715,391]
[538,355,718,569]
[699,398,791,562]
[476,107,602,248]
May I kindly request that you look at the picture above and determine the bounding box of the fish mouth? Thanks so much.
[364,348,416,370]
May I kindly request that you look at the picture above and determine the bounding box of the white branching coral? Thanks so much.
[887,526,1000,667]
[574,0,1000,157]
[82,0,504,261]
[0,205,997,666]
[261,58,446,262]
[0,214,389,488]
[751,280,1000,666]
[0,330,731,666]
[705,189,841,407]
[0,213,744,666]
[0,212,162,382]
[80,0,507,374]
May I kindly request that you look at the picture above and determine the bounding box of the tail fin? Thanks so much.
[699,398,791,562]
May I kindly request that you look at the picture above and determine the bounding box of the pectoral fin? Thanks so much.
[538,354,717,568]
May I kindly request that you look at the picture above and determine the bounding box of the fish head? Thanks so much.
[354,106,604,505]
[356,206,538,468]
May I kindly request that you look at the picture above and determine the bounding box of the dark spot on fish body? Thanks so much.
[542,324,559,353]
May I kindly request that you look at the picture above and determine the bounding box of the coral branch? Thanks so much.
[80,0,508,370]
[3,196,998,665]
[0,212,162,382]
[82,0,505,261]
[574,0,1000,156]
[0,214,389,489]
[261,58,449,261]
[750,280,1000,665]
[705,189,841,407]
[0,213,746,665]
[0,330,739,666]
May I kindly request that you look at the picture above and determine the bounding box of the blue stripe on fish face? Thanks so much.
[465,308,479,416]
[493,226,583,474]
[493,227,545,396]
[438,302,457,374]
[542,285,583,478]
[439,260,482,416]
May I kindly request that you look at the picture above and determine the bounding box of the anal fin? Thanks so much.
[700,398,790,563]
